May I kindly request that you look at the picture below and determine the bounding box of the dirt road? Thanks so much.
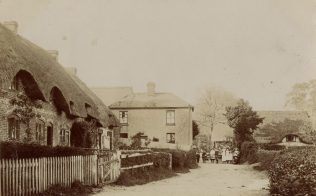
[95,163,269,196]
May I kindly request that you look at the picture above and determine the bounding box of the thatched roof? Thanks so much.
[0,23,118,127]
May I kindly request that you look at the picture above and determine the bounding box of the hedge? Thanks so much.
[268,147,316,195]
[116,151,173,186]
[240,141,258,164]
[152,148,198,172]
[0,141,95,159]
[258,143,286,151]
[121,152,170,169]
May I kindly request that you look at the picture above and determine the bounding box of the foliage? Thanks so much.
[117,152,174,186]
[225,99,263,149]
[121,152,171,169]
[258,143,286,151]
[9,92,42,143]
[195,87,237,149]
[259,118,314,143]
[239,141,258,164]
[0,141,94,159]
[153,148,198,172]
[115,167,176,186]
[268,147,316,195]
[38,181,94,196]
[70,119,98,148]
[192,120,200,139]
[286,80,316,111]
[253,149,279,171]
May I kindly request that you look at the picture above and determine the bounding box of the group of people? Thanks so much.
[196,147,239,164]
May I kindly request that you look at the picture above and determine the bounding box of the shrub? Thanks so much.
[268,147,316,195]
[258,143,286,151]
[0,141,94,159]
[152,148,198,172]
[115,167,176,186]
[117,151,173,186]
[240,141,258,164]
[38,181,94,196]
[254,149,279,171]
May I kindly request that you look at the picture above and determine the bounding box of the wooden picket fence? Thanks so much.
[97,151,120,184]
[0,155,98,196]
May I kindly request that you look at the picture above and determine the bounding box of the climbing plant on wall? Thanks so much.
[9,92,42,143]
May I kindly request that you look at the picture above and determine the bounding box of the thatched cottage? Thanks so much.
[254,111,313,145]
[0,22,120,149]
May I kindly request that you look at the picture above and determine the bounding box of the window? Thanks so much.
[8,117,20,139]
[166,133,175,144]
[35,120,45,142]
[59,129,69,145]
[120,133,128,138]
[119,111,128,124]
[286,135,295,142]
[166,110,175,125]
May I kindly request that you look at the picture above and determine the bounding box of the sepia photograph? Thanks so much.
[0,0,315,195]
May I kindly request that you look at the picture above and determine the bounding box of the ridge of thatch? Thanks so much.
[0,23,114,127]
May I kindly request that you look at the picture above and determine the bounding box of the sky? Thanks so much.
[0,0,315,110]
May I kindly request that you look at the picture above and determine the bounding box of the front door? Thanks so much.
[47,126,53,146]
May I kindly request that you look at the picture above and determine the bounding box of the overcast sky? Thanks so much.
[0,0,315,110]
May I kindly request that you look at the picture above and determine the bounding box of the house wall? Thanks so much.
[111,108,193,147]
[0,89,73,146]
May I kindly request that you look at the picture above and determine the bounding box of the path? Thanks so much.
[94,163,269,196]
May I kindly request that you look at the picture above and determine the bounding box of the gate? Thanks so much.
[97,151,121,184]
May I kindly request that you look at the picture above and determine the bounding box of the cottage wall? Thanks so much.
[111,108,193,146]
[0,89,73,146]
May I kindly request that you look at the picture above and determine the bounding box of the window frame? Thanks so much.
[166,110,175,126]
[8,116,20,140]
[166,133,175,144]
[120,133,128,138]
[35,120,45,142]
[119,111,128,125]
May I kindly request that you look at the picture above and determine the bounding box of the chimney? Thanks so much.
[47,50,59,61]
[147,82,156,96]
[3,21,18,34]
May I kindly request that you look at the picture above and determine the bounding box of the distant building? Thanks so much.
[109,82,194,150]
[91,87,133,106]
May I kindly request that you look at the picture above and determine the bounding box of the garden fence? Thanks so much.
[0,155,102,196]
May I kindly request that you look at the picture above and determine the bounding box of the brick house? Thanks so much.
[0,22,120,149]
[108,82,194,150]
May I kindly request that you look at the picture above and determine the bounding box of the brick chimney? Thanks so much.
[3,21,18,34]
[47,50,59,61]
[147,82,156,96]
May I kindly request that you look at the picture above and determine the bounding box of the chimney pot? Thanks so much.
[47,50,59,61]
[147,82,156,96]
[3,21,18,34]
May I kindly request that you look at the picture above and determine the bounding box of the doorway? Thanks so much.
[47,125,53,146]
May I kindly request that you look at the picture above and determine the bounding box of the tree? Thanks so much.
[9,92,42,143]
[286,80,316,111]
[192,120,200,139]
[260,118,314,143]
[225,99,263,149]
[195,86,237,149]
